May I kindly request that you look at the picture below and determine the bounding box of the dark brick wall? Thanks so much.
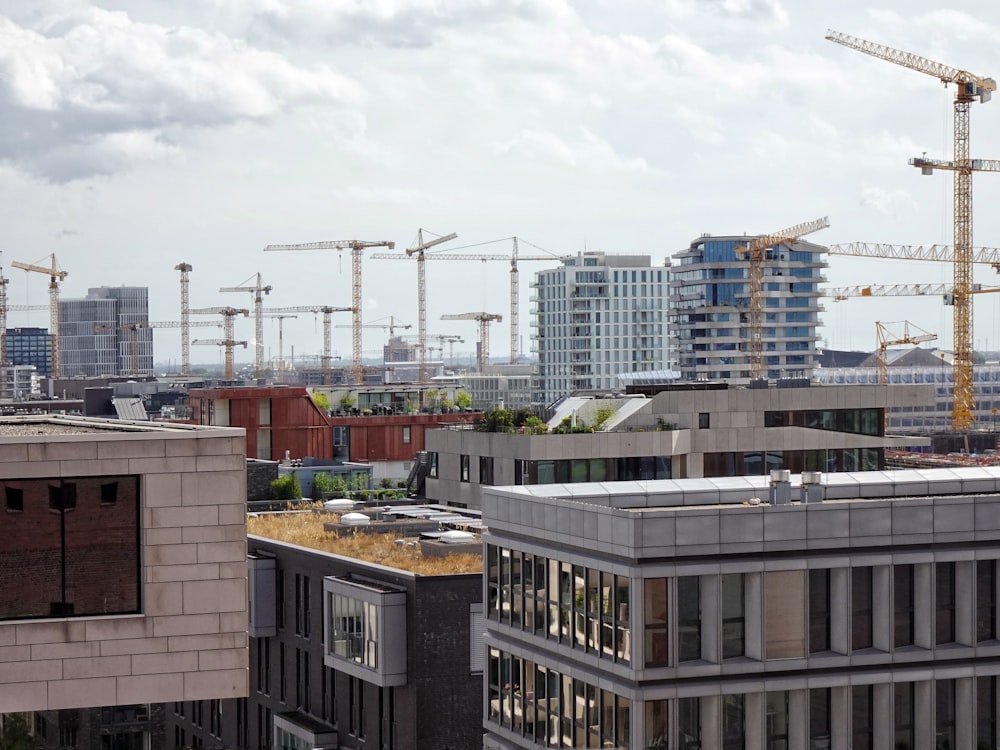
[247,460,279,502]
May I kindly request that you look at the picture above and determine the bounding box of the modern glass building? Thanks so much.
[530,253,669,406]
[6,326,52,376]
[59,286,152,376]
[669,235,827,380]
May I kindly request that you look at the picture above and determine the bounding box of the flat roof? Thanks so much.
[0,415,233,436]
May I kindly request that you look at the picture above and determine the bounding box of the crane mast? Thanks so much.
[0,265,7,400]
[12,254,67,378]
[220,273,272,378]
[174,263,192,376]
[441,312,502,373]
[190,307,249,380]
[405,229,458,383]
[264,306,352,384]
[827,29,997,431]
[264,239,395,384]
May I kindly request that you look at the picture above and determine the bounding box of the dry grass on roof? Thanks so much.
[247,507,482,576]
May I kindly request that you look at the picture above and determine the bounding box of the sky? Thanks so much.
[3,0,1000,369]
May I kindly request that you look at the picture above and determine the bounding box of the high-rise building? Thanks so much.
[6,326,52,375]
[669,235,827,380]
[531,252,668,406]
[59,286,152,376]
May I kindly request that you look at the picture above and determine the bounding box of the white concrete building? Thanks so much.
[530,252,669,406]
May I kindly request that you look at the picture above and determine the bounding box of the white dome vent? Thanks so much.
[340,512,371,526]
[323,499,356,511]
[439,530,476,544]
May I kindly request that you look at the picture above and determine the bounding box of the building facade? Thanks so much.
[482,468,1000,750]
[60,286,152,377]
[167,513,484,750]
[0,415,248,713]
[424,382,931,510]
[531,252,669,406]
[669,235,827,380]
[6,326,52,376]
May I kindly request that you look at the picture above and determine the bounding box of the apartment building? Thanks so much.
[670,234,827,380]
[6,326,52,376]
[482,468,1000,750]
[531,252,669,406]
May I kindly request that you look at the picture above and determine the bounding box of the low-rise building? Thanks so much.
[482,467,1000,749]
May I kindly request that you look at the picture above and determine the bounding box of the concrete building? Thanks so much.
[670,234,827,380]
[457,365,536,412]
[482,467,1000,750]
[60,286,152,377]
[424,381,930,510]
[1,364,39,400]
[531,252,669,406]
[6,326,52,376]
[167,506,484,750]
[0,414,248,714]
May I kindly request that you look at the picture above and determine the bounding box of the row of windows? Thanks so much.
[764,407,883,435]
[703,447,882,477]
[487,547,632,665]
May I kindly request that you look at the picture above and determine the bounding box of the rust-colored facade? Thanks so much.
[189,386,332,461]
[328,412,480,463]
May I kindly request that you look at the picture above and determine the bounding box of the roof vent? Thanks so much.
[340,512,371,526]
[323,499,356,511]
[439,530,476,544]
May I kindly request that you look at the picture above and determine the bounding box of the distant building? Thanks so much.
[6,326,52,376]
[531,252,669,406]
[2,364,39,400]
[669,234,827,380]
[459,365,536,411]
[59,286,152,376]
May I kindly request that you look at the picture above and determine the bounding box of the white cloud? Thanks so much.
[0,8,360,181]
[495,127,651,174]
[859,185,916,216]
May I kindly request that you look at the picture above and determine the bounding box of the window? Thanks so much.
[765,692,788,750]
[295,574,310,637]
[698,412,710,429]
[978,676,997,748]
[936,679,955,750]
[978,560,997,642]
[809,688,831,748]
[643,578,668,667]
[257,637,271,695]
[936,562,956,644]
[722,694,744,750]
[894,564,915,648]
[809,569,830,653]
[677,577,701,662]
[349,677,366,738]
[852,685,873,750]
[401,426,410,445]
[766,570,805,659]
[721,574,745,659]
[479,456,494,486]
[894,682,914,750]
[852,567,873,650]
[677,697,700,747]
[460,454,470,482]
[428,452,438,478]
[0,476,140,619]
[279,643,286,702]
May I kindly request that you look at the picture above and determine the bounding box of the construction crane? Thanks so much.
[220,273,272,379]
[263,239,396,384]
[828,242,1000,272]
[373,237,565,367]
[144,319,222,374]
[826,283,1000,300]
[12,254,67,377]
[401,229,458,383]
[190,307,249,380]
[95,323,146,376]
[263,306,352,385]
[263,314,297,381]
[827,29,998,431]
[876,321,938,430]
[734,217,830,378]
[441,312,502,373]
[174,263,193,375]
[336,315,412,336]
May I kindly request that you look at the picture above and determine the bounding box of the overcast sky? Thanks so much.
[3,0,1000,369]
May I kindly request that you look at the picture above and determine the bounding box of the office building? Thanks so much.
[60,286,152,377]
[669,234,827,380]
[6,326,52,376]
[423,381,931,509]
[482,467,1000,750]
[0,414,248,713]
[531,252,668,406]
[167,506,484,750]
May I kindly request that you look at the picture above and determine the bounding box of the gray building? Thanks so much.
[424,382,931,510]
[60,286,152,377]
[482,468,1000,750]
[531,252,669,406]
[670,234,827,380]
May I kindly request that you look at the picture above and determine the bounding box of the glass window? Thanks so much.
[460,455,470,482]
[765,692,789,750]
[978,560,997,642]
[978,676,997,748]
[894,682,914,750]
[643,579,668,667]
[809,687,830,748]
[479,457,494,486]
[766,571,805,659]
[852,685,873,750]
[722,694,744,750]
[809,569,830,653]
[677,697,700,748]
[698,412,710,429]
[852,567,873,650]
[644,700,668,749]
[721,574,745,659]
[936,562,956,644]
[894,565,915,648]
[677,577,701,662]
[936,679,955,750]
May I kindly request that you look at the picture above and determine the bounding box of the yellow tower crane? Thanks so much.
[827,29,998,431]
[263,314,297,382]
[11,254,67,377]
[264,306,352,385]
[95,323,146,377]
[734,217,829,379]
[828,242,1000,272]
[876,321,938,430]
[404,229,457,384]
[220,273,272,379]
[174,263,193,375]
[441,312,502,373]
[190,306,249,380]
[263,239,395,384]
[826,283,1000,301]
